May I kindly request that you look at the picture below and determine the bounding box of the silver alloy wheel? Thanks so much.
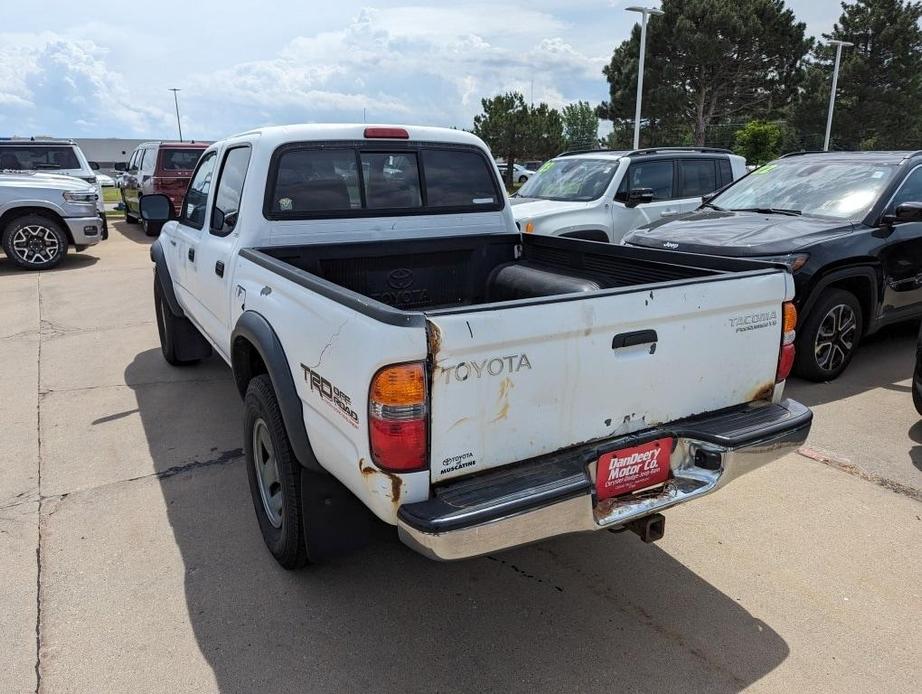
[252,418,284,528]
[814,303,857,372]
[11,224,60,265]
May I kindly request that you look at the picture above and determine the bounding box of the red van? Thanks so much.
[121,141,208,235]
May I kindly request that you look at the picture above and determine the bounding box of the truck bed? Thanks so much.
[248,234,776,314]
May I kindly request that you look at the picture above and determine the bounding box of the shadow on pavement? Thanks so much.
[113,219,155,245]
[0,252,99,276]
[785,321,918,409]
[127,349,788,693]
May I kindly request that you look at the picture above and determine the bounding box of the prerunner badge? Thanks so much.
[596,437,672,501]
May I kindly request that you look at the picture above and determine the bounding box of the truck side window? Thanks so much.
[360,152,422,209]
[678,159,718,198]
[181,151,217,230]
[627,161,674,200]
[140,147,156,176]
[718,158,733,187]
[211,146,252,235]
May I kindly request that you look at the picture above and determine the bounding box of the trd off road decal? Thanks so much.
[299,363,359,427]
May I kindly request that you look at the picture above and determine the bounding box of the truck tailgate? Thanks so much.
[426,270,790,482]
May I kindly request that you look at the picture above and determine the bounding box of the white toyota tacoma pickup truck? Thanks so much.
[141,124,811,567]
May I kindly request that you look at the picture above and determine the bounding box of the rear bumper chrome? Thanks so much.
[397,398,812,561]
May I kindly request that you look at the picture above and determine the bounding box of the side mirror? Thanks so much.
[88,161,100,171]
[140,194,174,222]
[625,187,655,208]
[896,202,922,222]
[114,162,127,172]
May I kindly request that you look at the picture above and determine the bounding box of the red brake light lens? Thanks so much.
[364,127,409,139]
[776,301,797,383]
[369,362,428,472]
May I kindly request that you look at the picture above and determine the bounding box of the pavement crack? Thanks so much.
[796,446,922,503]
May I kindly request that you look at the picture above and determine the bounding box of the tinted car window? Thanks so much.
[423,149,498,207]
[161,149,203,172]
[0,146,80,171]
[889,167,922,211]
[361,152,421,210]
[212,147,252,234]
[272,149,360,213]
[628,160,674,200]
[128,149,140,172]
[140,148,156,175]
[679,159,717,197]
[718,159,733,187]
[182,151,217,229]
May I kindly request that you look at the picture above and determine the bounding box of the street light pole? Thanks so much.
[823,40,853,151]
[169,88,183,142]
[626,6,663,150]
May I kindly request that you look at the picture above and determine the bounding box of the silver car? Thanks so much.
[0,172,104,270]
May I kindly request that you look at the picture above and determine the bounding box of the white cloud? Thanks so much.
[0,5,608,138]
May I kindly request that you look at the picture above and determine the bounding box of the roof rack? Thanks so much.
[557,146,733,158]
[626,146,733,156]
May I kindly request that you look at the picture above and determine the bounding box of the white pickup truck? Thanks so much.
[141,124,811,568]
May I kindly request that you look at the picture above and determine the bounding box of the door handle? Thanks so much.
[612,329,658,349]
[215,261,225,278]
[188,248,195,262]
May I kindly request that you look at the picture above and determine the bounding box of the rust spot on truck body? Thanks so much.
[427,322,442,360]
[748,380,775,402]
[359,458,404,506]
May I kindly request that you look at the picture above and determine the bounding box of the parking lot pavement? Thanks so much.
[1,220,921,693]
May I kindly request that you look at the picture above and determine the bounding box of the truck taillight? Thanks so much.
[776,302,797,383]
[369,362,428,472]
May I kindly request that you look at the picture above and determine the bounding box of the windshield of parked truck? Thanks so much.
[714,159,899,220]
[517,157,621,201]
[0,146,81,171]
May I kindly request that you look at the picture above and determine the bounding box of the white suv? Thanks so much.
[511,147,747,243]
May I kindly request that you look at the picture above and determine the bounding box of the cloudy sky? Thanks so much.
[1,0,841,140]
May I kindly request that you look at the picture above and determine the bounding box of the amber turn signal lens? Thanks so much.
[782,302,797,333]
[370,363,426,406]
[524,221,534,234]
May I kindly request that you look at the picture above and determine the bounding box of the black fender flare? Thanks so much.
[800,266,879,329]
[231,310,324,473]
[149,238,184,317]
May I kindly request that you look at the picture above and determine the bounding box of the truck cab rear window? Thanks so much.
[267,144,501,218]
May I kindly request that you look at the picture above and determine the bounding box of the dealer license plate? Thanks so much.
[596,437,672,501]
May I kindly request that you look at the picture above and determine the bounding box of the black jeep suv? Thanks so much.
[624,151,922,381]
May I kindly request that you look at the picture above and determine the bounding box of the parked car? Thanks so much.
[498,163,536,184]
[119,141,207,236]
[95,173,116,187]
[0,137,107,233]
[140,123,810,568]
[0,171,104,270]
[624,150,922,381]
[512,147,747,243]
[522,160,544,171]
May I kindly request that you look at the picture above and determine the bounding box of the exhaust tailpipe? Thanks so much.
[627,513,665,543]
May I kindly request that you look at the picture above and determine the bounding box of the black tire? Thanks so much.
[913,369,922,417]
[154,273,201,366]
[518,175,528,184]
[244,374,309,570]
[143,219,163,237]
[2,214,68,270]
[794,288,863,381]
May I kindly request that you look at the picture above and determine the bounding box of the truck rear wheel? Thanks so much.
[244,374,309,569]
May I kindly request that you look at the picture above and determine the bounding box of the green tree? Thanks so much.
[599,0,811,146]
[562,101,600,151]
[789,0,922,150]
[733,120,784,164]
[472,93,564,182]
